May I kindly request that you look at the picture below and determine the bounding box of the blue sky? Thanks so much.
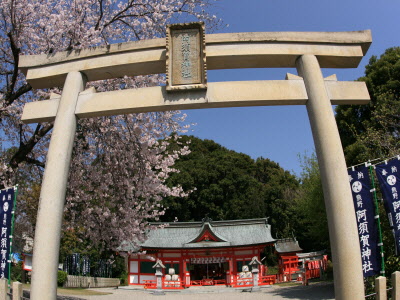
[182,0,400,176]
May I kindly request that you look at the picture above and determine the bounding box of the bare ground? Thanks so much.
[74,282,335,300]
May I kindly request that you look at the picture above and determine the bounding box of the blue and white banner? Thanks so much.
[0,187,15,280]
[375,157,400,255]
[348,165,380,277]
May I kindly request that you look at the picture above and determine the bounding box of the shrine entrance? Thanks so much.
[190,262,228,284]
[190,254,229,285]
[19,25,372,300]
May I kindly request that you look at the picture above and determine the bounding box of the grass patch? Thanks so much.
[307,278,334,285]
[21,283,112,296]
[266,266,279,275]
[57,287,112,296]
[275,278,334,288]
[275,281,302,287]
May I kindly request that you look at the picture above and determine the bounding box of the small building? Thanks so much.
[297,250,328,280]
[275,238,327,282]
[274,238,303,281]
[119,218,275,287]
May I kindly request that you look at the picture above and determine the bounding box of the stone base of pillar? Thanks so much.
[0,279,7,300]
[152,289,166,295]
[392,271,400,300]
[12,282,23,300]
[251,286,261,292]
[375,276,387,300]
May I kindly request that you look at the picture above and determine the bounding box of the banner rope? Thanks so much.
[348,154,400,170]
[372,154,400,167]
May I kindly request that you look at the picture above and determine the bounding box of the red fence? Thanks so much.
[259,275,277,285]
[231,277,253,288]
[305,261,321,279]
[189,279,226,286]
[144,274,276,289]
[143,278,184,289]
[278,257,325,283]
[231,275,276,288]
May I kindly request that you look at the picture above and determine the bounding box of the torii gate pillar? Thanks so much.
[297,54,364,299]
[30,72,86,300]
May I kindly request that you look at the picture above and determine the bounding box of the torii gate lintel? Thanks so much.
[21,77,369,123]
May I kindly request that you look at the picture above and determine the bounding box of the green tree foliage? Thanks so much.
[292,154,329,252]
[57,271,68,287]
[336,47,400,165]
[162,135,299,238]
[11,261,23,282]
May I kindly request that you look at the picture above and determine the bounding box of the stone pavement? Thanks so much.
[78,282,335,300]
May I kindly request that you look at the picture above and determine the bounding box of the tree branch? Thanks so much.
[24,157,45,168]
[5,83,32,106]
[6,31,20,98]
[10,123,54,169]
[95,0,104,31]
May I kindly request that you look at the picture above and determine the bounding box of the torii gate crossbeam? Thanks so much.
[19,30,372,300]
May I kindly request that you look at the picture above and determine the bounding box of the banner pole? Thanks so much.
[369,165,385,277]
[8,185,18,286]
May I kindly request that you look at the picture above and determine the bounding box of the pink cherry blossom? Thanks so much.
[0,0,223,250]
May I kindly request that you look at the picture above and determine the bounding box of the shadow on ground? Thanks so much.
[268,282,335,300]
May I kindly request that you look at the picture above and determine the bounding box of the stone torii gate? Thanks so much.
[19,28,372,300]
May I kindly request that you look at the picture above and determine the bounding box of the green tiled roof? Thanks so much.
[119,218,275,252]
[274,238,303,254]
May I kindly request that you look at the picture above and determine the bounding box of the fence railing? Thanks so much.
[64,275,120,288]
[365,287,393,299]
[188,279,226,286]
[1,281,22,300]
[259,275,277,285]
[231,277,253,288]
[367,272,400,300]
[230,274,276,288]
[143,278,184,290]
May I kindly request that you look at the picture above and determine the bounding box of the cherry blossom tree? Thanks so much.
[0,0,222,250]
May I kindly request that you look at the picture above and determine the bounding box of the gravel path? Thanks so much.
[77,282,335,300]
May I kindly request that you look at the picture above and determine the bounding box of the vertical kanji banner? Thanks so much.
[375,157,400,255]
[0,187,15,280]
[348,165,381,277]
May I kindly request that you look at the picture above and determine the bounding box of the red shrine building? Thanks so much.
[119,218,275,287]
[275,238,303,281]
[275,238,327,282]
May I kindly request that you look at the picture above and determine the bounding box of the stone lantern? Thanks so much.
[152,259,166,295]
[249,256,262,291]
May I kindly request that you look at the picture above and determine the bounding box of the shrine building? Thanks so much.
[275,238,327,282]
[119,218,275,286]
[275,238,303,281]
